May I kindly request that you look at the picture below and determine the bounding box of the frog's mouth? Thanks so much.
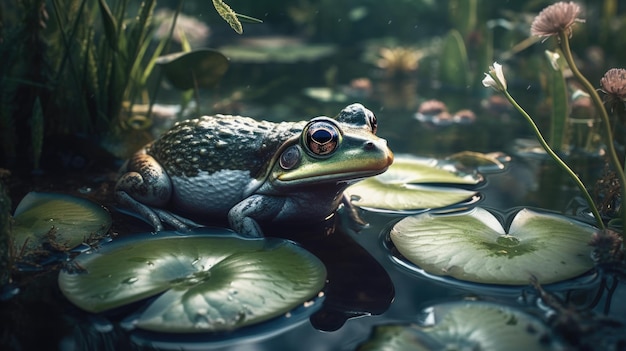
[275,151,394,184]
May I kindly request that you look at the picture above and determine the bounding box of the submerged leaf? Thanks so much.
[12,192,111,253]
[156,49,229,90]
[58,233,326,333]
[357,301,562,351]
[390,207,596,285]
[345,156,481,211]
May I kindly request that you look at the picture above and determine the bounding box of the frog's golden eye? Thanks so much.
[304,121,341,156]
[279,145,301,170]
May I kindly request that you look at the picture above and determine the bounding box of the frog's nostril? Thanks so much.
[364,141,376,150]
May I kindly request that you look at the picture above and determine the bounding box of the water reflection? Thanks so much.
[266,215,395,332]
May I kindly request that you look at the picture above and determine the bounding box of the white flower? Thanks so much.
[544,50,561,71]
[482,62,507,92]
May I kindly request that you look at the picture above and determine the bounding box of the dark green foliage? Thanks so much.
[156,49,229,90]
[0,0,52,169]
[0,0,167,170]
[0,179,10,286]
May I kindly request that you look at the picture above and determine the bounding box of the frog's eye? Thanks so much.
[304,121,341,156]
[279,145,301,170]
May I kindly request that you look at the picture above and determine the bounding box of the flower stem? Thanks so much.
[502,90,605,230]
[558,31,626,235]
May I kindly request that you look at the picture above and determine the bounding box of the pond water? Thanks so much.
[2,1,626,350]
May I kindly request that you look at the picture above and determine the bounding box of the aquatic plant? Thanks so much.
[345,156,482,212]
[212,0,244,34]
[211,0,262,34]
[219,39,337,64]
[439,29,471,89]
[0,0,167,167]
[530,1,584,39]
[357,301,564,350]
[0,0,51,169]
[600,68,626,114]
[390,207,596,285]
[155,49,230,90]
[376,46,423,78]
[10,192,111,266]
[540,2,626,230]
[484,1,626,234]
[59,231,326,333]
[483,2,626,242]
[483,61,604,230]
[0,0,262,169]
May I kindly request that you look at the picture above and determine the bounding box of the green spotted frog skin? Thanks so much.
[115,103,393,237]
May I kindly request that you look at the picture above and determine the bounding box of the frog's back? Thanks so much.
[148,115,304,179]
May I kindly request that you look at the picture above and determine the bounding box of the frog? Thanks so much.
[115,103,393,237]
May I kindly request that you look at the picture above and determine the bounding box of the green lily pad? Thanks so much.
[12,192,111,253]
[58,233,326,333]
[345,156,481,211]
[445,151,511,173]
[156,49,229,90]
[357,301,562,351]
[219,39,336,63]
[390,207,596,285]
[303,87,349,103]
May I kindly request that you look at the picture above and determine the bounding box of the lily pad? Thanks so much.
[390,207,596,285]
[156,49,229,90]
[345,156,481,211]
[12,192,111,253]
[58,232,326,333]
[219,38,336,63]
[445,151,511,173]
[303,87,349,103]
[357,301,562,351]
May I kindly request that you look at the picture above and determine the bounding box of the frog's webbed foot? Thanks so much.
[152,208,202,232]
[116,191,199,232]
[339,194,369,233]
[116,191,165,231]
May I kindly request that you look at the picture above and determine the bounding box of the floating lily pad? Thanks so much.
[58,232,326,333]
[12,192,111,253]
[345,156,481,212]
[445,151,511,173]
[357,301,562,351]
[156,49,229,90]
[219,38,336,63]
[390,207,596,285]
[303,87,349,103]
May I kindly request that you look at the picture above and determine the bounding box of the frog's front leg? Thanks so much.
[115,153,183,231]
[228,195,284,237]
[340,193,369,232]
